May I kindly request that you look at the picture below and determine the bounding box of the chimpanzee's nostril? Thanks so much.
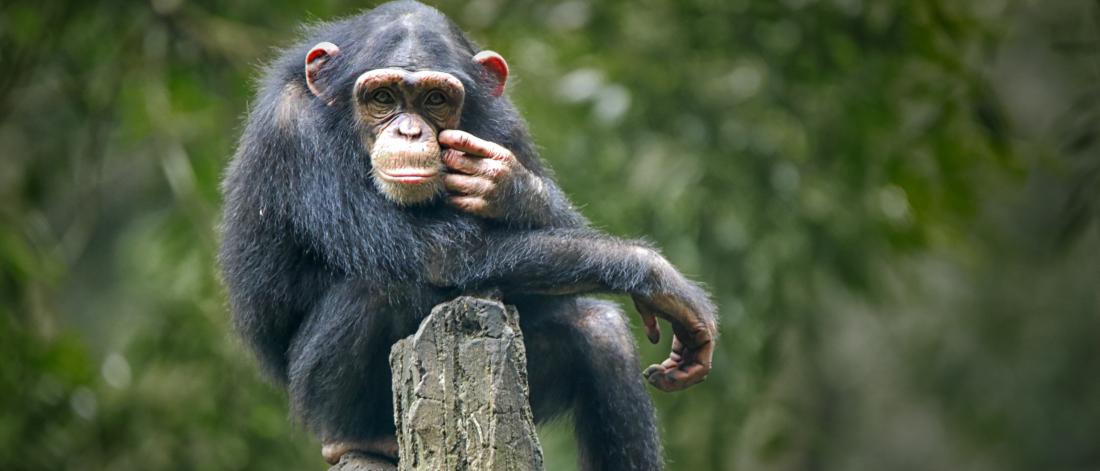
[398,118,422,138]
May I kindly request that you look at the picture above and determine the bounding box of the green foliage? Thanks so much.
[1,0,1098,470]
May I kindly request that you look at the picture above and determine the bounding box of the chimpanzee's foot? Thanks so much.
[326,452,397,471]
[321,438,398,465]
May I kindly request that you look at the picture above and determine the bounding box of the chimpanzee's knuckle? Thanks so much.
[451,134,469,149]
[483,165,504,179]
[695,324,714,343]
[691,320,708,334]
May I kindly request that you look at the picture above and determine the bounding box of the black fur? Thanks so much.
[220,2,712,470]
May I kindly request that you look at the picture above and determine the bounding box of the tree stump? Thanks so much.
[386,296,544,470]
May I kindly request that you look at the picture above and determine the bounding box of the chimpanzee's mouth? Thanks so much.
[376,168,438,184]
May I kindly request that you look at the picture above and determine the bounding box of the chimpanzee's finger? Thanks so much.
[673,320,714,357]
[662,361,709,389]
[644,335,695,391]
[645,355,708,392]
[657,355,679,371]
[645,365,681,392]
[660,296,715,355]
[442,149,508,179]
[644,363,667,381]
[643,364,667,384]
[441,149,481,175]
[645,322,713,391]
[643,348,681,374]
[443,173,494,196]
[642,313,661,344]
[439,129,514,162]
[446,195,488,214]
[632,299,661,344]
[671,332,713,387]
[656,340,684,371]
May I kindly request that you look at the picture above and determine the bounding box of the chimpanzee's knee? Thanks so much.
[521,298,635,421]
[519,297,645,405]
[513,297,663,470]
[570,298,640,366]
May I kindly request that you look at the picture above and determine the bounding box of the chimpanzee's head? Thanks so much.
[300,4,509,206]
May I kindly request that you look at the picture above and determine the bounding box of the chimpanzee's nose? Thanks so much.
[397,117,422,139]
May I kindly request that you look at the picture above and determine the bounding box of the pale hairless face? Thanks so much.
[303,41,513,209]
[352,69,466,205]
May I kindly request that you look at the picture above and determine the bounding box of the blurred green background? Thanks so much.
[2,0,1098,470]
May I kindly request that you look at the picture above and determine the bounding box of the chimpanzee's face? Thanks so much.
[353,69,465,205]
[302,40,508,206]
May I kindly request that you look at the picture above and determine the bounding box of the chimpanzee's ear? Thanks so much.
[473,50,508,97]
[305,42,341,99]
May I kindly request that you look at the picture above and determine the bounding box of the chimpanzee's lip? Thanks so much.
[377,168,438,184]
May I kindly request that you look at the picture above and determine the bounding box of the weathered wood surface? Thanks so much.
[333,296,544,471]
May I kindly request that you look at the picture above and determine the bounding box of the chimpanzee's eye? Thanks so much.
[371,89,396,105]
[424,90,447,107]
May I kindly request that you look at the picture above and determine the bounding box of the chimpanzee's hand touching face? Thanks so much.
[438,129,542,219]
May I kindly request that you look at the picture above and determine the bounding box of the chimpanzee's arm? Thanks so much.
[439,130,587,229]
[433,228,718,391]
[446,230,706,305]
[219,213,331,385]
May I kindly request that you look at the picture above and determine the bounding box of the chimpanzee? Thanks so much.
[219,1,717,470]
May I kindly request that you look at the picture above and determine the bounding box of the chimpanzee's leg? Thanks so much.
[286,281,401,465]
[519,296,663,471]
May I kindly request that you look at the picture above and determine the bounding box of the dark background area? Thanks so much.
[2,0,1098,469]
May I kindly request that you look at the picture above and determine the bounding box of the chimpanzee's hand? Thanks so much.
[439,129,539,219]
[630,252,718,392]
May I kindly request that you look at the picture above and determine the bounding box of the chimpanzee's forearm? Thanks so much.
[442,229,672,296]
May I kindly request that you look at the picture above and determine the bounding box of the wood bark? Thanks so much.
[331,296,544,471]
